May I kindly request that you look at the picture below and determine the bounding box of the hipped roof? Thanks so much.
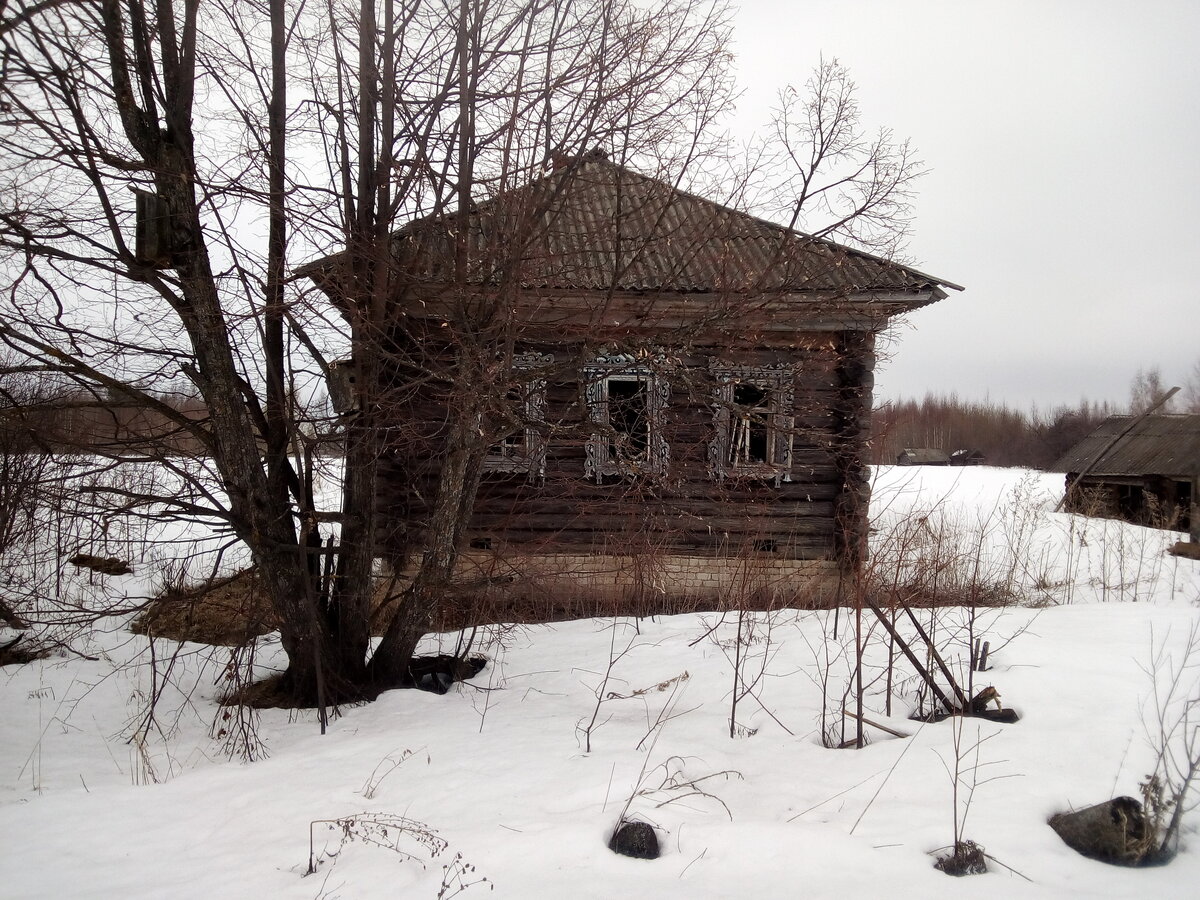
[301,153,962,303]
[1051,414,1200,478]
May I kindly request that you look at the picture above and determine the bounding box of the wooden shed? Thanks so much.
[1052,414,1200,538]
[896,448,950,466]
[949,448,986,466]
[302,154,961,610]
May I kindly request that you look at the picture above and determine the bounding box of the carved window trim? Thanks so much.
[584,352,670,481]
[709,363,795,485]
[482,352,552,479]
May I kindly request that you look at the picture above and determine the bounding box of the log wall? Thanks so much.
[371,326,880,604]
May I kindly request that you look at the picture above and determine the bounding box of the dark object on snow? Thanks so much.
[0,633,47,666]
[0,596,26,630]
[910,706,1020,725]
[69,554,134,576]
[949,448,986,466]
[1049,797,1165,866]
[1169,541,1200,560]
[973,707,1019,723]
[966,686,1019,722]
[970,685,1002,714]
[609,820,659,860]
[407,654,487,694]
[967,686,1019,722]
[935,840,987,876]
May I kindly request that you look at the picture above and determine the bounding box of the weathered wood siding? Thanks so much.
[374,328,877,566]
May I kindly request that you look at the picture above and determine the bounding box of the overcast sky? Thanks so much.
[728,0,1199,412]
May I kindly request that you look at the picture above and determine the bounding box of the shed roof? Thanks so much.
[1050,414,1200,478]
[897,448,951,464]
[301,153,961,302]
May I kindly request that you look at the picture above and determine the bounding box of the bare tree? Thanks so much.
[1130,366,1176,415]
[0,0,935,712]
[0,0,346,703]
[0,0,737,702]
[1183,359,1200,414]
[753,56,924,260]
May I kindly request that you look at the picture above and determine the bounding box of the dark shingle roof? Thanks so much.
[1050,414,1200,478]
[304,154,961,300]
[897,448,951,464]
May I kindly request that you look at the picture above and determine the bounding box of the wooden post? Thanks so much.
[865,598,962,714]
[1191,476,1199,544]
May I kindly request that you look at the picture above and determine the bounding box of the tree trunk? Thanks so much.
[97,0,362,705]
[370,381,488,686]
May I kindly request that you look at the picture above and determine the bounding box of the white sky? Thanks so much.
[729,0,1200,411]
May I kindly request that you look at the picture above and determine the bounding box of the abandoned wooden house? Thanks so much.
[1053,413,1200,540]
[895,448,951,466]
[949,448,986,466]
[302,153,961,611]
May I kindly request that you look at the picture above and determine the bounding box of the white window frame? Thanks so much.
[709,363,794,485]
[584,352,670,481]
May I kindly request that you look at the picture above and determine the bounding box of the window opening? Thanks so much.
[584,352,669,481]
[730,383,770,465]
[498,387,526,457]
[608,377,650,459]
[709,363,795,485]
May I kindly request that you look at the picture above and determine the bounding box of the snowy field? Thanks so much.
[2,466,1199,899]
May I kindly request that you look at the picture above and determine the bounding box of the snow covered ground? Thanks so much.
[2,467,1199,898]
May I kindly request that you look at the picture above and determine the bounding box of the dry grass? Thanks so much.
[131,569,278,646]
[133,565,831,647]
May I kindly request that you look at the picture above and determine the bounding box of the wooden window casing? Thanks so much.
[709,363,795,485]
[482,352,552,479]
[584,353,670,481]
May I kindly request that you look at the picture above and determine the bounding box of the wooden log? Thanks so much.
[841,708,911,739]
[865,598,961,715]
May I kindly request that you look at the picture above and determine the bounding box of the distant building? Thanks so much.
[949,449,986,466]
[1051,414,1199,538]
[896,448,950,466]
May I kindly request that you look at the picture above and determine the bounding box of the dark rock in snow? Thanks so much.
[609,820,659,859]
[408,654,487,694]
[1049,797,1166,866]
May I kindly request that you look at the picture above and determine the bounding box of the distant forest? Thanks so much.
[873,363,1200,469]
[870,395,1120,469]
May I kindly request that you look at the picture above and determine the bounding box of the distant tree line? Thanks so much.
[873,361,1200,470]
[870,394,1119,469]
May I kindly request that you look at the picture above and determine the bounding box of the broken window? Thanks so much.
[730,383,771,465]
[482,352,551,478]
[710,364,795,484]
[584,353,669,480]
[607,377,651,459]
